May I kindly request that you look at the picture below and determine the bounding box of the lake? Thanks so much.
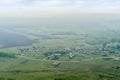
[0,30,33,48]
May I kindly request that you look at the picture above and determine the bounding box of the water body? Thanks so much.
[0,30,33,48]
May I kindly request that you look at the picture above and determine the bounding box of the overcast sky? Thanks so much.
[0,0,120,17]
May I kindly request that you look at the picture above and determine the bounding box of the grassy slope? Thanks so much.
[0,56,120,80]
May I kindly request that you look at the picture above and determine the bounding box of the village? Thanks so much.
[16,42,120,67]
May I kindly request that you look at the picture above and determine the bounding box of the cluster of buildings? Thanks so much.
[17,46,41,53]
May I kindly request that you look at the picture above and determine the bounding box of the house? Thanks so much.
[69,53,74,58]
[69,53,77,59]
[47,54,60,60]
[52,61,61,67]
